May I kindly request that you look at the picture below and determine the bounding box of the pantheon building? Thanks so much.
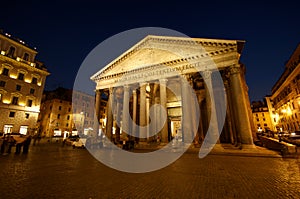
[91,35,254,148]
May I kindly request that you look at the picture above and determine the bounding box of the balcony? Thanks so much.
[0,51,47,70]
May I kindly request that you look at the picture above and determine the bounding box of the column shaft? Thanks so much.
[139,83,147,139]
[159,79,168,143]
[106,88,114,141]
[229,66,254,145]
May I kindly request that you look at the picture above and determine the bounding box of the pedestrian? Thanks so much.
[7,135,16,153]
[23,135,32,154]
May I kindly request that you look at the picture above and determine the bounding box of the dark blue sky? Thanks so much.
[2,0,299,102]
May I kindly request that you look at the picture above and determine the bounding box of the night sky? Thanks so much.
[2,0,299,102]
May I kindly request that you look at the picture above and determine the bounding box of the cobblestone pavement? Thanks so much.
[0,141,300,199]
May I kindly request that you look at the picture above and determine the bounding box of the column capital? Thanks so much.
[201,70,212,81]
[159,78,168,85]
[228,66,241,75]
[132,89,137,94]
[109,87,114,95]
[139,82,147,87]
[123,85,130,92]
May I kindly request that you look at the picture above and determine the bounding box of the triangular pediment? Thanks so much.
[91,35,244,81]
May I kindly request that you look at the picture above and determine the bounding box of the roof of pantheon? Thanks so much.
[91,35,245,89]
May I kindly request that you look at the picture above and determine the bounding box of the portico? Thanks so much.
[91,35,254,148]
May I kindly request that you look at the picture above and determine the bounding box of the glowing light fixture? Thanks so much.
[0,51,5,55]
[10,74,17,79]
[3,100,10,104]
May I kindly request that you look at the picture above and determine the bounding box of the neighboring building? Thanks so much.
[91,35,255,148]
[271,43,300,132]
[38,87,99,137]
[251,97,276,132]
[0,30,49,135]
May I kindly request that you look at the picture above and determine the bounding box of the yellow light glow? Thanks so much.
[37,82,42,86]
[287,107,292,115]
[3,100,10,104]
[281,109,287,113]
[24,79,31,83]
[16,57,20,61]
[30,63,35,67]
[1,51,5,55]
[10,74,17,79]
[19,102,25,106]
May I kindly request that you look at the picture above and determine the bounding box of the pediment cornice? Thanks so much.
[91,35,244,82]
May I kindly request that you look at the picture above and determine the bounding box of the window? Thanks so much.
[9,111,15,117]
[23,53,29,61]
[12,96,18,105]
[18,73,24,80]
[30,88,35,94]
[0,80,6,87]
[3,124,13,134]
[263,118,266,121]
[255,113,258,117]
[19,126,28,135]
[256,118,259,122]
[27,99,33,107]
[67,115,70,120]
[59,106,62,111]
[57,114,60,119]
[7,46,15,57]
[50,105,52,110]
[68,107,71,112]
[32,77,37,84]
[16,84,21,91]
[25,113,29,119]
[66,123,69,127]
[2,68,9,76]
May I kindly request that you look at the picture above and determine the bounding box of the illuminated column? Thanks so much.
[146,97,150,141]
[197,93,205,143]
[132,90,137,138]
[106,88,114,141]
[159,79,168,143]
[94,89,101,137]
[224,79,239,145]
[139,83,147,139]
[229,65,253,145]
[202,70,220,144]
[115,100,121,142]
[122,85,130,135]
[181,75,193,143]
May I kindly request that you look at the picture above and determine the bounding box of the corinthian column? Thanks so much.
[181,75,194,143]
[94,90,101,136]
[106,88,114,141]
[139,83,147,139]
[122,85,130,134]
[159,79,168,143]
[132,90,137,138]
[228,66,253,145]
[202,70,220,144]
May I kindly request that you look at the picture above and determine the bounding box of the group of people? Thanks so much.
[0,134,32,155]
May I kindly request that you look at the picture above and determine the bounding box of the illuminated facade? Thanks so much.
[251,97,276,132]
[271,44,300,132]
[38,88,98,137]
[0,30,49,135]
[91,35,255,148]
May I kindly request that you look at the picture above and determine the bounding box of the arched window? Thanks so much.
[23,53,29,61]
[7,46,16,57]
